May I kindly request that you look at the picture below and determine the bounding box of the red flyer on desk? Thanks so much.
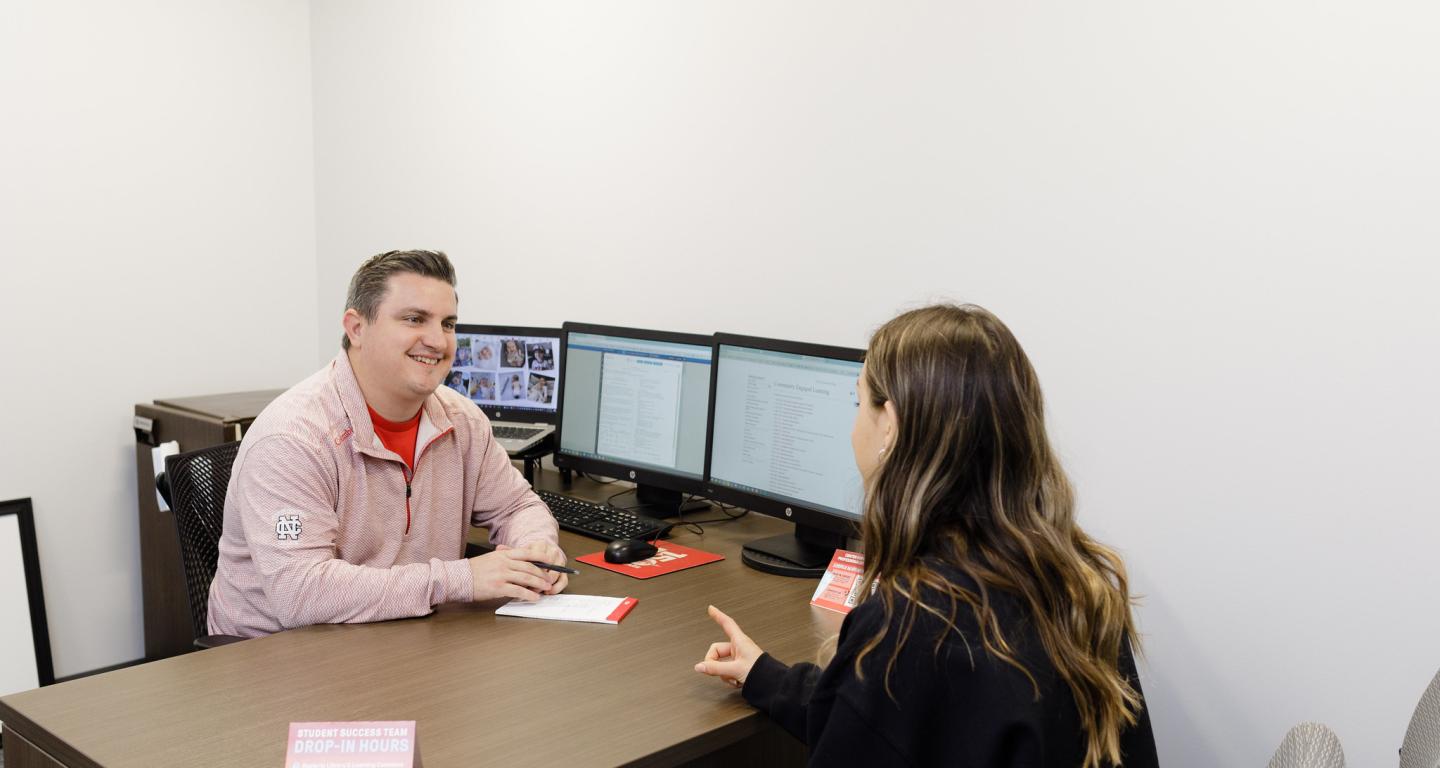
[576,541,724,579]
[285,721,417,768]
[811,549,866,614]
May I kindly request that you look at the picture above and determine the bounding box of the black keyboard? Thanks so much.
[493,425,544,440]
[536,490,671,542]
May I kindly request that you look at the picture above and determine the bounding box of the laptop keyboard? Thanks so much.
[493,425,544,440]
[536,490,671,542]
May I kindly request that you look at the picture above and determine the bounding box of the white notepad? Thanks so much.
[494,594,638,624]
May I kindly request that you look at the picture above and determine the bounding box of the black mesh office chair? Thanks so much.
[163,441,245,649]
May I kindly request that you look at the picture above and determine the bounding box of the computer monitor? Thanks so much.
[703,333,866,577]
[554,323,714,517]
[449,324,562,435]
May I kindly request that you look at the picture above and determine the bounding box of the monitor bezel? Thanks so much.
[701,332,866,541]
[553,321,715,497]
[452,324,563,424]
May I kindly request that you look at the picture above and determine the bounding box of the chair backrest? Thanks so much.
[1402,667,1440,768]
[165,441,241,642]
[1267,722,1346,768]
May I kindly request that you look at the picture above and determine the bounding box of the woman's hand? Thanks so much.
[694,605,764,689]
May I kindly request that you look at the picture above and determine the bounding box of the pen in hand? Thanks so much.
[530,561,578,575]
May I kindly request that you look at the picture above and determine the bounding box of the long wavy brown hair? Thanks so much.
[854,303,1142,768]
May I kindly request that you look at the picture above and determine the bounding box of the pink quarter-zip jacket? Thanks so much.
[207,352,559,637]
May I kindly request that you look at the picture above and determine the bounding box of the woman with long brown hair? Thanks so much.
[695,304,1159,766]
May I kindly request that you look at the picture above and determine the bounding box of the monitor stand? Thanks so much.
[632,485,710,519]
[741,525,848,578]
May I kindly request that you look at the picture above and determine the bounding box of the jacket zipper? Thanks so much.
[401,426,452,537]
[402,465,413,535]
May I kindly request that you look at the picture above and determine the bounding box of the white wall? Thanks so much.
[1,0,1433,761]
[311,1,1440,765]
[0,0,318,677]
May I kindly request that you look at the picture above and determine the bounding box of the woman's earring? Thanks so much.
[878,445,887,457]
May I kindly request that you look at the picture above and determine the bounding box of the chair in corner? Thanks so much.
[1401,666,1440,768]
[1267,722,1346,768]
[163,441,246,649]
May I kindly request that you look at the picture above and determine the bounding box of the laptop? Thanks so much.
[447,324,562,455]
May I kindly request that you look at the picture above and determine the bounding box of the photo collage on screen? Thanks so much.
[446,333,559,412]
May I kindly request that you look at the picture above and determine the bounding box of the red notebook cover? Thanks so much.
[576,541,724,579]
[606,597,639,622]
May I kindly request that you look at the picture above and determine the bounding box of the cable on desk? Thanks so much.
[605,486,639,509]
[602,488,749,535]
[670,494,748,536]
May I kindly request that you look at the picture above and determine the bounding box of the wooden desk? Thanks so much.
[1,472,843,767]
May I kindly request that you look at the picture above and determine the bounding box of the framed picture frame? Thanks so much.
[1,497,54,695]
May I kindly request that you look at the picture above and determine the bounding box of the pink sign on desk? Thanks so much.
[811,549,866,614]
[285,721,419,768]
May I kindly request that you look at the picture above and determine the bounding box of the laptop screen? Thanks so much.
[448,325,562,422]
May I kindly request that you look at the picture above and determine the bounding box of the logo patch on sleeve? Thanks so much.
[275,514,302,541]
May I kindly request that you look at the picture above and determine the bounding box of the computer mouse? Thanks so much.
[605,538,659,564]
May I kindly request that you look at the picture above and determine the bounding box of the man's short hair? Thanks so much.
[342,250,457,350]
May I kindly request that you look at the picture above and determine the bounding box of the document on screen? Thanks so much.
[596,352,683,467]
[710,356,862,515]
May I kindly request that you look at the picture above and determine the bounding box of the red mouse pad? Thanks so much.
[576,541,724,579]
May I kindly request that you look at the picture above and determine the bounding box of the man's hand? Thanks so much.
[493,541,569,595]
[469,544,555,602]
[694,605,765,689]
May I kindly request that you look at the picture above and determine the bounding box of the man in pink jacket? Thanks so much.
[208,250,566,638]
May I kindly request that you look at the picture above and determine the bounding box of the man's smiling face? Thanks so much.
[344,272,458,420]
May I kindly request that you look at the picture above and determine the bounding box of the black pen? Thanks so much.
[530,561,578,575]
